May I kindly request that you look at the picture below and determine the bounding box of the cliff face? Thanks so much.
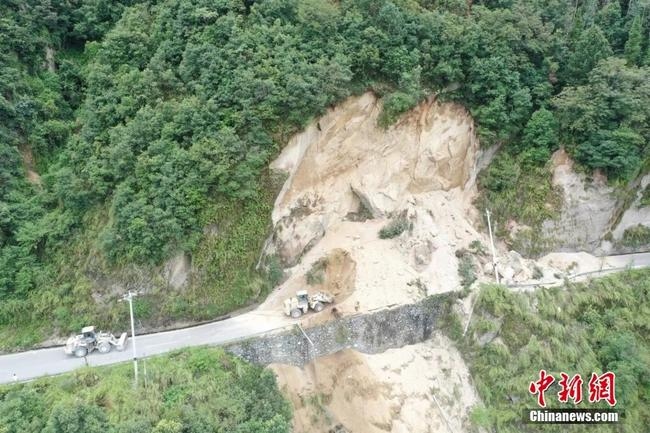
[541,149,650,254]
[609,173,650,250]
[541,149,618,252]
[259,92,490,319]
[267,92,479,266]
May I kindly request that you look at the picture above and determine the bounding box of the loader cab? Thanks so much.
[296,290,309,304]
[81,326,97,342]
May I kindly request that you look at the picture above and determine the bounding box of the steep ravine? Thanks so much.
[238,92,647,432]
[226,295,480,433]
[249,93,488,433]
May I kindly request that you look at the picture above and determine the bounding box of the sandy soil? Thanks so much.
[260,92,490,319]
[537,252,612,275]
[261,93,488,433]
[270,332,481,433]
[542,149,616,251]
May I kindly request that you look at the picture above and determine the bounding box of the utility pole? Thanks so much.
[486,208,500,284]
[296,324,314,347]
[463,209,500,337]
[122,290,139,387]
[143,354,148,389]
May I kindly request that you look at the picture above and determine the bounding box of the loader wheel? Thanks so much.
[313,302,324,312]
[290,308,303,318]
[74,346,88,358]
[98,342,112,354]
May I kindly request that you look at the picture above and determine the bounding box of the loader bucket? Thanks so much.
[115,332,128,351]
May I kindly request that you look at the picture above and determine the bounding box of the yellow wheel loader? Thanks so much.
[283,290,334,318]
[64,326,128,357]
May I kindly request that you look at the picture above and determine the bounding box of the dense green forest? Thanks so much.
[459,269,650,432]
[1,0,649,348]
[0,347,291,433]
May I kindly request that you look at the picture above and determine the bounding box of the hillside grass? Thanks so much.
[2,0,649,352]
[0,347,291,433]
[456,269,650,432]
[0,181,278,351]
[476,150,563,256]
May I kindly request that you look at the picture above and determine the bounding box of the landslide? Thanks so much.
[257,92,489,433]
[270,333,480,433]
[260,92,491,318]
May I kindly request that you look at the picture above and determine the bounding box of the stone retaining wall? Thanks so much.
[225,293,454,366]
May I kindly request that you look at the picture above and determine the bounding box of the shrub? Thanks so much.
[306,258,328,285]
[456,250,477,289]
[640,185,650,208]
[621,224,650,248]
[378,217,411,239]
[266,255,284,288]
[477,151,562,239]
[469,240,486,255]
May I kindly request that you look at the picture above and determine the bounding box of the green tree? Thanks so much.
[44,401,108,433]
[624,16,644,65]
[597,0,626,50]
[0,387,47,433]
[565,25,612,84]
[554,58,650,179]
[518,108,559,165]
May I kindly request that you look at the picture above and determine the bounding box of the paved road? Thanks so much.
[0,311,290,384]
[0,251,648,385]
[605,251,650,268]
[509,251,650,289]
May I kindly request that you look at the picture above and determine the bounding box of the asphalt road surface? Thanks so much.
[0,251,648,385]
[605,251,650,269]
[0,311,290,384]
[509,251,650,289]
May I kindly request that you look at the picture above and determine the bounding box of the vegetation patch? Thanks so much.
[468,240,487,256]
[454,270,650,432]
[620,224,650,249]
[378,216,411,239]
[0,347,291,433]
[477,152,562,235]
[306,257,328,286]
[640,184,650,208]
[455,249,477,290]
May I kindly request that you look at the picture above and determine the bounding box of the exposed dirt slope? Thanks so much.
[260,93,486,433]
[270,333,480,433]
[260,92,489,317]
[541,149,616,252]
[19,144,42,186]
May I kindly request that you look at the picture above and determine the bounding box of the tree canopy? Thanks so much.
[0,348,291,433]
[0,0,648,346]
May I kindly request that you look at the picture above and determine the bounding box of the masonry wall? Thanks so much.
[225,293,454,366]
